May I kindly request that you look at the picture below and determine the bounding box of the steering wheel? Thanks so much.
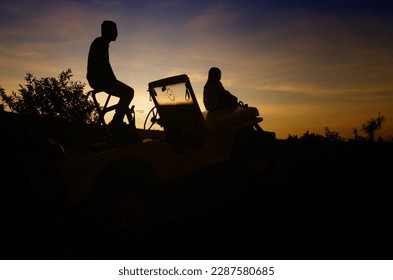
[143,107,159,130]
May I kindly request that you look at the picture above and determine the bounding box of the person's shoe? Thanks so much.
[108,120,128,135]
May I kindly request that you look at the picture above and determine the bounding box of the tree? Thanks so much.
[361,113,385,142]
[0,69,97,124]
[0,87,5,112]
[324,127,343,142]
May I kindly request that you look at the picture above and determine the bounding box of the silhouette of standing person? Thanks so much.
[87,20,134,132]
[203,67,238,112]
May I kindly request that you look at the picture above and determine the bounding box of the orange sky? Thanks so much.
[1,0,392,139]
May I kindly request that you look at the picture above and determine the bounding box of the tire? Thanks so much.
[86,158,159,237]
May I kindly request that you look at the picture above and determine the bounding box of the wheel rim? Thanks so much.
[109,189,146,229]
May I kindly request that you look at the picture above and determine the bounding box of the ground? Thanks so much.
[1,121,392,260]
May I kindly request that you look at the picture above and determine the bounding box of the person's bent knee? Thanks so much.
[127,87,134,102]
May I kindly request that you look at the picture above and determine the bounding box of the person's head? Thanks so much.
[101,20,118,41]
[208,67,221,81]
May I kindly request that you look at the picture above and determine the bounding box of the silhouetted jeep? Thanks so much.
[38,74,275,235]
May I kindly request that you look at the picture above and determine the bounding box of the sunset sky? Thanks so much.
[1,0,392,139]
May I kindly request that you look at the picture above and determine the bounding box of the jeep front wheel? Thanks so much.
[87,159,159,237]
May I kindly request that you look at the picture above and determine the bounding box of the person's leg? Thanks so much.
[104,80,134,123]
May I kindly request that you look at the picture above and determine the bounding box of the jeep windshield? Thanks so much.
[149,76,195,106]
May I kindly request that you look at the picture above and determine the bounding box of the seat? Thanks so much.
[85,89,135,147]
[203,106,263,134]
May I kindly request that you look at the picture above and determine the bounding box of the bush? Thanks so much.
[0,69,97,124]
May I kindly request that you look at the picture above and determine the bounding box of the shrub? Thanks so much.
[0,69,97,124]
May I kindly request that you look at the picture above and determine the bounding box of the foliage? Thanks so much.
[324,127,344,142]
[287,134,299,142]
[0,69,97,124]
[361,112,385,142]
[286,113,388,143]
[299,130,324,143]
[0,87,5,112]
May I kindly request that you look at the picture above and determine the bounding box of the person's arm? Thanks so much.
[203,83,220,111]
[218,81,238,104]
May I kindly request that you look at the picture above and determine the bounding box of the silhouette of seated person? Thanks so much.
[203,67,238,112]
[87,20,134,134]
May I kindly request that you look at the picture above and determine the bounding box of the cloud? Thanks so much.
[1,0,392,138]
[186,2,238,31]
